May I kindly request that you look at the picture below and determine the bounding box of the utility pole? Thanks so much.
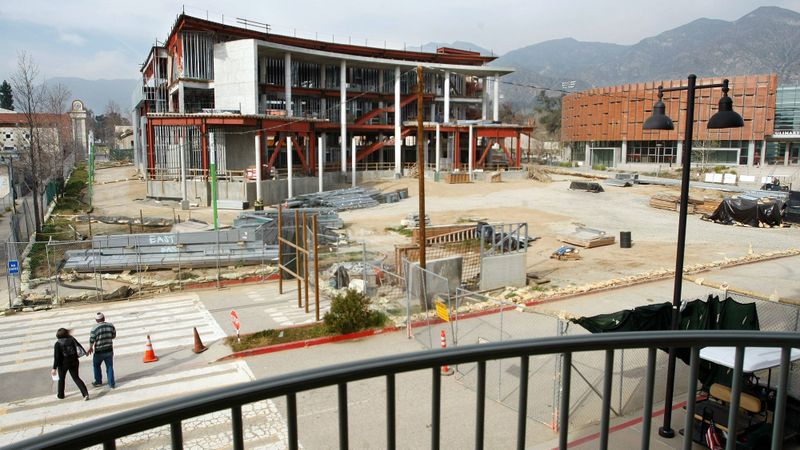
[209,132,219,230]
[416,65,426,270]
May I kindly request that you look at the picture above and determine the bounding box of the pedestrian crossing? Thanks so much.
[244,287,330,327]
[0,294,227,374]
[0,361,292,449]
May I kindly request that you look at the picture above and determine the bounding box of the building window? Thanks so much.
[627,141,677,164]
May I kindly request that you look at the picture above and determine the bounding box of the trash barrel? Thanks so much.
[620,231,632,248]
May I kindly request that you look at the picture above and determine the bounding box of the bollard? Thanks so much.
[440,329,454,376]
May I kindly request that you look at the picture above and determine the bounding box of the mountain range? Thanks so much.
[42,6,800,113]
[492,6,800,110]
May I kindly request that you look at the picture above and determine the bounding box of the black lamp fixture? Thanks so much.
[642,75,743,440]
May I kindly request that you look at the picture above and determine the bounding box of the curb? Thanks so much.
[217,325,400,361]
[183,273,280,290]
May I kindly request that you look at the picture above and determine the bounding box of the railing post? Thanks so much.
[558,352,572,450]
[682,347,700,450]
[641,348,657,450]
[476,360,486,450]
[432,367,441,450]
[771,347,791,450]
[338,383,349,450]
[599,349,614,450]
[287,393,298,450]
[387,374,396,450]
[516,355,529,450]
[725,346,745,450]
[231,405,244,450]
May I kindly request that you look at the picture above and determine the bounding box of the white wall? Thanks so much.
[213,40,258,114]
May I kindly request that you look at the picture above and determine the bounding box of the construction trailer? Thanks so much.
[132,12,533,207]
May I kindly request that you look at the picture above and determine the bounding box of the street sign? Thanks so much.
[435,300,449,322]
[7,260,19,275]
[230,310,241,330]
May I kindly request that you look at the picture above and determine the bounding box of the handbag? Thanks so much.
[74,337,88,358]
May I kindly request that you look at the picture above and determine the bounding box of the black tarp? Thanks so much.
[785,191,800,224]
[705,197,783,227]
[569,181,604,193]
[571,295,759,387]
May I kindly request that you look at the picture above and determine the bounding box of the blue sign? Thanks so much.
[8,260,19,274]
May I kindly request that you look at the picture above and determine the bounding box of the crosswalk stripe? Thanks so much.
[0,361,292,448]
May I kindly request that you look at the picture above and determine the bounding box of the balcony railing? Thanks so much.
[8,331,800,450]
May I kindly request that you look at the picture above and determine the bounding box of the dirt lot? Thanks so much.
[88,167,799,289]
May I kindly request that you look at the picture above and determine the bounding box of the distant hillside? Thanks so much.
[493,6,800,111]
[46,77,138,113]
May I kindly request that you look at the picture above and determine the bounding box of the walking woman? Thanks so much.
[51,328,89,401]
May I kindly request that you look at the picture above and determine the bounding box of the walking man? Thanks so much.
[88,312,116,388]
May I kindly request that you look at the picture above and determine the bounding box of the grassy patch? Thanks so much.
[591,164,607,171]
[384,226,413,237]
[225,323,332,352]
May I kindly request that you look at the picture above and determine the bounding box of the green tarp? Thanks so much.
[571,295,759,387]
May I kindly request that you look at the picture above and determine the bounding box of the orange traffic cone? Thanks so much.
[143,335,159,363]
[192,327,208,354]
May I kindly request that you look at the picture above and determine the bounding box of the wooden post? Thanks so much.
[294,210,302,308]
[140,209,144,233]
[313,214,320,322]
[278,204,283,294]
[88,213,92,238]
[303,213,310,313]
[416,65,426,270]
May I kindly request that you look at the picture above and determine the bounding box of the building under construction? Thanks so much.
[131,12,532,206]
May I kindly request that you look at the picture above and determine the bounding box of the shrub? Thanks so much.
[592,164,607,171]
[324,289,387,334]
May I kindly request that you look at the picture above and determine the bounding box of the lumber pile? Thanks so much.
[489,172,502,183]
[649,192,721,215]
[446,172,471,184]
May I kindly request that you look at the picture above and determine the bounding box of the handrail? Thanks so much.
[9,331,800,450]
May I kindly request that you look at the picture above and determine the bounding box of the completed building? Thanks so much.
[132,13,532,205]
[560,74,800,169]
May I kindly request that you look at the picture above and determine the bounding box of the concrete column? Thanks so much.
[493,73,500,121]
[378,133,385,164]
[435,124,441,174]
[468,125,474,178]
[179,136,187,206]
[318,136,324,192]
[747,140,755,167]
[178,84,185,113]
[255,134,262,202]
[430,103,436,123]
[285,52,292,117]
[424,131,429,167]
[320,63,327,116]
[351,137,357,187]
[785,142,790,166]
[444,71,451,123]
[676,141,683,167]
[585,142,593,167]
[760,140,767,166]
[287,134,294,198]
[394,66,401,175]
[340,60,347,173]
[621,140,628,164]
[482,77,488,120]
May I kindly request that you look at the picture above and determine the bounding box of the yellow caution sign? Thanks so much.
[435,300,450,322]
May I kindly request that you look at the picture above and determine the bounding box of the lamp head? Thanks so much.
[708,80,744,129]
[643,87,674,131]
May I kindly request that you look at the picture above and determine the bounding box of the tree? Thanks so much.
[10,51,47,233]
[534,90,562,137]
[0,80,13,110]
[45,83,74,163]
[95,100,130,148]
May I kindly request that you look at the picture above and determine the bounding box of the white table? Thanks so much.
[700,346,800,373]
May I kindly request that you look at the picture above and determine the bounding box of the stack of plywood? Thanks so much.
[556,227,616,248]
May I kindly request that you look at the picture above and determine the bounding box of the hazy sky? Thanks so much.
[1,0,799,81]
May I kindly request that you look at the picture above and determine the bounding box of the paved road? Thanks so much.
[0,293,292,448]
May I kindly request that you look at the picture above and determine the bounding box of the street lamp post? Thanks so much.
[643,75,743,438]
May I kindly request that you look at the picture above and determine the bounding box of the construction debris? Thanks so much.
[569,181,604,193]
[704,196,784,227]
[604,172,639,187]
[401,213,431,228]
[550,245,580,260]
[526,166,552,182]
[785,191,800,224]
[445,172,471,184]
[557,226,615,248]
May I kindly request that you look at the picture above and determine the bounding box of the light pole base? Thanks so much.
[658,426,675,438]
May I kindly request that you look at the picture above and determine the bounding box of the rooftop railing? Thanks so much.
[8,330,800,450]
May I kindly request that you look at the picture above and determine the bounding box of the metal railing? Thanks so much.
[8,331,800,450]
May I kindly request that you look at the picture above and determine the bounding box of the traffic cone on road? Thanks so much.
[143,335,159,363]
[192,327,208,354]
